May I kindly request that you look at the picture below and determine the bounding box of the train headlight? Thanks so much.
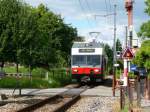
[73,69,78,72]
[94,69,99,73]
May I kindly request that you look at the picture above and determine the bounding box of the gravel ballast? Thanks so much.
[67,96,118,112]
[0,95,48,112]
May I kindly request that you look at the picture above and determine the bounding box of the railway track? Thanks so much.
[17,86,89,112]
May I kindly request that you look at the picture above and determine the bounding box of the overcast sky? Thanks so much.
[24,0,149,46]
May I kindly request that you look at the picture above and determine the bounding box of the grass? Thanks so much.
[112,99,129,112]
[4,66,28,73]
[0,76,72,88]
[0,77,50,88]
[112,100,120,112]
[0,66,72,88]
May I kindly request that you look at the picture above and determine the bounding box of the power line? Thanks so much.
[84,0,98,28]
[108,0,113,24]
[104,0,112,24]
[78,0,92,28]
[108,0,112,13]
[105,0,109,15]
[85,0,92,12]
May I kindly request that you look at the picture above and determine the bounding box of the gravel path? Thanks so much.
[66,96,118,112]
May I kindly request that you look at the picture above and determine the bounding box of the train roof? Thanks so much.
[72,41,103,48]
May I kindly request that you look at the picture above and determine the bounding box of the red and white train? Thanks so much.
[71,41,107,82]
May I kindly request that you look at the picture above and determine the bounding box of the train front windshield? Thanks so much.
[72,55,101,67]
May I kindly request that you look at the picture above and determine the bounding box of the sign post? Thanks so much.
[122,48,134,108]
[122,48,134,86]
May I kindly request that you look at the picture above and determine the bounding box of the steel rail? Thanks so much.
[17,86,88,112]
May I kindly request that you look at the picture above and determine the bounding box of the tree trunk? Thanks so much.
[0,61,4,71]
[29,64,32,84]
[16,63,19,74]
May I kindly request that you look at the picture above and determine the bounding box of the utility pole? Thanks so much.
[112,4,117,97]
[125,26,128,48]
[124,0,134,108]
[94,4,117,96]
[125,0,133,47]
[123,0,133,85]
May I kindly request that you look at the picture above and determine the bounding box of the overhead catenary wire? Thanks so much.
[84,0,92,12]
[77,0,116,42]
[108,0,113,24]
[108,0,112,13]
[105,0,113,24]
[104,0,109,14]
[78,0,93,28]
[84,0,98,28]
[104,0,109,23]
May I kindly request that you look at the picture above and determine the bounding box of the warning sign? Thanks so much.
[122,48,134,59]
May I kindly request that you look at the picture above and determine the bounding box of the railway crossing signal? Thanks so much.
[122,48,134,59]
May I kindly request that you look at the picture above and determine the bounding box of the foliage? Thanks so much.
[102,39,122,74]
[133,40,150,70]
[117,60,123,69]
[48,68,72,85]
[116,69,122,79]
[128,72,136,79]
[74,36,85,42]
[133,40,150,79]
[145,0,150,16]
[0,0,23,65]
[103,44,113,74]
[0,0,77,71]
[104,44,113,67]
[116,38,122,51]
[138,0,150,38]
[138,20,150,38]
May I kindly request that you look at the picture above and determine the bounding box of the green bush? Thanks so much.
[116,69,122,79]
[32,68,47,78]
[128,72,136,79]
[48,69,72,86]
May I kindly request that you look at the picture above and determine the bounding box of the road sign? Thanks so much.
[122,48,134,59]
[114,63,119,67]
[130,64,137,71]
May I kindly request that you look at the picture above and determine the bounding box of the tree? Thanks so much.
[145,0,150,16]
[74,36,85,42]
[0,1,77,71]
[133,40,150,71]
[138,0,150,38]
[33,4,77,68]
[116,38,122,51]
[104,44,113,73]
[0,0,24,70]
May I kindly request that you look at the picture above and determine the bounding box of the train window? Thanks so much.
[72,55,101,67]
[87,55,100,66]
[72,55,86,66]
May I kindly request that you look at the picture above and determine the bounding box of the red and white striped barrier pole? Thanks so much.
[123,59,128,86]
